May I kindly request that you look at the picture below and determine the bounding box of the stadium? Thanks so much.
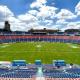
[0,21,80,80]
[0,0,80,80]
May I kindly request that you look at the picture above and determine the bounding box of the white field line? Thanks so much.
[0,45,10,48]
[66,43,79,48]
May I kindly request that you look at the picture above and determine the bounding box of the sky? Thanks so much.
[0,0,80,31]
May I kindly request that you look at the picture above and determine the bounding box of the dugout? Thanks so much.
[53,60,66,67]
[35,60,42,65]
[12,60,26,67]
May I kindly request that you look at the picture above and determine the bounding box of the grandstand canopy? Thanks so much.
[28,28,60,33]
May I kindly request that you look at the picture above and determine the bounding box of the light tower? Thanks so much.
[4,21,11,31]
[4,6,11,32]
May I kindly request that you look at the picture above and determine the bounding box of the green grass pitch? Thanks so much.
[0,42,80,64]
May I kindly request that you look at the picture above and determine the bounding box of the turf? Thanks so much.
[0,42,80,64]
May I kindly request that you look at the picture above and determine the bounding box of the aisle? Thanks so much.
[36,67,45,80]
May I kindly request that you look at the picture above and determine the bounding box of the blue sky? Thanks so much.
[0,0,79,15]
[0,0,80,31]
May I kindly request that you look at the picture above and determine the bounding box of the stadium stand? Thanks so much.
[0,35,80,43]
[0,60,79,80]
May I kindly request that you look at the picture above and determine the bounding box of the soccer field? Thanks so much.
[0,42,80,64]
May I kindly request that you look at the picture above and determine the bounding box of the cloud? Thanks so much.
[56,9,76,20]
[37,5,57,19]
[30,0,47,8]
[27,0,57,30]
[30,0,57,19]
[0,1,58,31]
[56,19,66,24]
[75,1,80,16]
[0,5,28,31]
[0,5,14,22]
[55,9,77,30]
[61,21,80,31]
[37,0,47,4]
[67,22,80,29]
[28,10,38,16]
[0,5,40,31]
[30,2,42,8]
[18,13,38,23]
[0,22,4,29]
[0,0,80,32]
[0,5,16,30]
